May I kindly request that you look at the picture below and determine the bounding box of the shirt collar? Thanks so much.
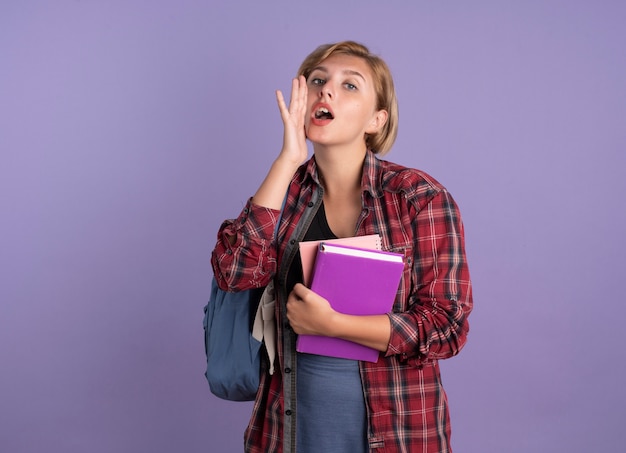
[361,149,384,198]
[299,149,384,198]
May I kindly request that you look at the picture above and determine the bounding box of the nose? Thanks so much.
[319,84,333,100]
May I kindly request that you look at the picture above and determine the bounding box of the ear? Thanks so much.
[366,109,389,134]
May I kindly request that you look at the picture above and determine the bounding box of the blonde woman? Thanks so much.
[212,41,473,453]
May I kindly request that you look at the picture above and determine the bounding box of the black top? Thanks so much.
[285,202,337,294]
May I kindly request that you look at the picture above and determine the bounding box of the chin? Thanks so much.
[305,128,331,146]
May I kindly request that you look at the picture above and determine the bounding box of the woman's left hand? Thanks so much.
[286,283,337,337]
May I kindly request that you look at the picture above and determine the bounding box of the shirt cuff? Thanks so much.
[232,198,282,239]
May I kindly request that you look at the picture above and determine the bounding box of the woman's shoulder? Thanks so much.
[376,157,447,204]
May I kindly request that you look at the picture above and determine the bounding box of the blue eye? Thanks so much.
[345,82,357,91]
[310,78,325,86]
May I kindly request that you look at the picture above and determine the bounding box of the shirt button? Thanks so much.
[308,201,314,207]
[285,367,292,374]
[285,409,293,416]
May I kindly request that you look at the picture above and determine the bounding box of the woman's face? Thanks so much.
[304,54,387,151]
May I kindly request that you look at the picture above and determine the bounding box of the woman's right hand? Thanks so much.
[275,75,309,166]
[251,76,309,209]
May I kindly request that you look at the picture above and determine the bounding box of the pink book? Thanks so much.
[298,234,382,286]
[296,242,404,362]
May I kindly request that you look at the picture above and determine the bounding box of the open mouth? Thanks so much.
[314,106,334,120]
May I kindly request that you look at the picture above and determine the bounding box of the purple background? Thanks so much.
[1,1,624,452]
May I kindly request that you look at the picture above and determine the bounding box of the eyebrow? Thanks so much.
[311,66,367,82]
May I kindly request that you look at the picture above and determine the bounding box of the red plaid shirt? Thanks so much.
[212,151,473,452]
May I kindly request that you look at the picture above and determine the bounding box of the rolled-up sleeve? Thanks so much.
[211,198,281,292]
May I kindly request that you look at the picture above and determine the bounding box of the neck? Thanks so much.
[313,144,366,197]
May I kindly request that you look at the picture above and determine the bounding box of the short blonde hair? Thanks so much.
[297,41,398,155]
